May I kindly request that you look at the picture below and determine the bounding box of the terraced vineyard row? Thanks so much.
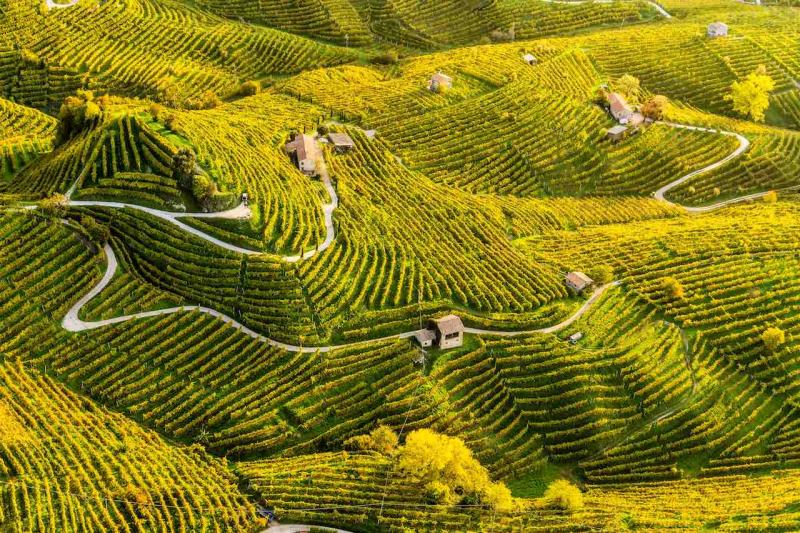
[1,0,356,105]
[0,211,253,531]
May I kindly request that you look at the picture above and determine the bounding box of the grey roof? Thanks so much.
[328,132,355,147]
[415,329,436,342]
[434,314,464,335]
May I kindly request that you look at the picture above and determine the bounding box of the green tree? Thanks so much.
[725,65,775,122]
[588,265,614,285]
[56,90,105,145]
[172,149,197,189]
[39,194,68,219]
[542,479,583,512]
[762,327,785,352]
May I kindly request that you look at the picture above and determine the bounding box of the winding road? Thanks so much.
[53,121,774,352]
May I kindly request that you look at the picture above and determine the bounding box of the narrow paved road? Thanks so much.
[45,0,79,9]
[266,525,353,533]
[54,119,771,351]
[541,0,671,17]
[653,123,751,211]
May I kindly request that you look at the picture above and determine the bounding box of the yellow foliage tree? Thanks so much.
[398,429,514,511]
[660,276,684,300]
[763,191,778,204]
[542,479,583,512]
[725,65,775,122]
[762,327,785,352]
[344,425,399,455]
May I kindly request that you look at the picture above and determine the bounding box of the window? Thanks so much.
[445,332,459,340]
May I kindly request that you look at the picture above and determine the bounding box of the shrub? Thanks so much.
[317,125,330,136]
[39,194,68,219]
[588,265,614,285]
[344,425,398,455]
[19,48,41,67]
[149,103,166,121]
[660,276,684,300]
[641,95,668,120]
[542,480,583,512]
[239,80,261,96]
[172,149,197,189]
[762,327,785,352]
[186,90,222,110]
[56,90,105,145]
[371,50,399,65]
[763,190,778,203]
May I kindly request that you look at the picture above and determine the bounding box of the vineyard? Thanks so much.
[5,0,800,530]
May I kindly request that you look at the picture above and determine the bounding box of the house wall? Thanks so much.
[439,332,463,350]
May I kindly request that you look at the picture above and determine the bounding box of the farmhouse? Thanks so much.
[429,72,453,92]
[607,125,628,143]
[431,314,464,349]
[608,92,633,123]
[285,134,319,176]
[522,53,537,65]
[328,132,355,153]
[565,271,594,293]
[414,328,436,349]
[707,22,728,37]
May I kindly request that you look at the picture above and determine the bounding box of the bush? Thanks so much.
[172,149,197,189]
[56,90,105,145]
[149,103,166,121]
[239,80,260,96]
[186,90,222,110]
[763,190,778,203]
[19,48,41,67]
[641,95,668,120]
[371,50,399,65]
[39,194,68,219]
[588,265,614,285]
[317,124,330,136]
[660,276,684,300]
[762,327,785,352]
[344,425,398,455]
[542,480,583,512]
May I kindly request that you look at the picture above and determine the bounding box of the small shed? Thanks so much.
[328,132,355,153]
[608,92,633,123]
[707,22,728,38]
[431,314,464,350]
[628,112,645,128]
[364,129,377,139]
[522,53,537,65]
[429,72,453,92]
[414,328,436,349]
[285,134,319,176]
[568,332,584,344]
[566,271,594,293]
[606,125,628,143]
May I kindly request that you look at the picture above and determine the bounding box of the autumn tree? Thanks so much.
[397,429,513,511]
[762,327,785,352]
[660,276,684,300]
[641,95,668,120]
[542,479,583,512]
[344,425,399,455]
[615,74,641,105]
[725,65,775,122]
